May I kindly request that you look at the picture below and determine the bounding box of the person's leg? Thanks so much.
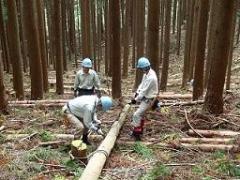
[82,127,91,145]
[131,101,149,140]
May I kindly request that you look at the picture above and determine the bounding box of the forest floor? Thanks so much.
[1,44,240,179]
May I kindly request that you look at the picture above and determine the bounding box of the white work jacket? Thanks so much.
[135,68,158,101]
[67,95,99,129]
[74,69,101,91]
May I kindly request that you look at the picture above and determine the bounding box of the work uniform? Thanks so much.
[74,69,101,96]
[62,95,101,134]
[132,68,158,127]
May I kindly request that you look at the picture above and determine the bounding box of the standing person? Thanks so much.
[74,58,101,97]
[62,95,113,145]
[130,57,159,140]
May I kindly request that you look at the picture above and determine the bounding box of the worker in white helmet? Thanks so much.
[74,58,101,97]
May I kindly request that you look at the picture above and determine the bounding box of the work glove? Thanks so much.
[151,99,160,110]
[95,89,102,98]
[93,119,101,126]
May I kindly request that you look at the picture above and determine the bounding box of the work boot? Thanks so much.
[82,134,91,145]
[132,131,141,141]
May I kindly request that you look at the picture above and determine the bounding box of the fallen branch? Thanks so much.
[80,104,131,180]
[184,109,204,138]
[39,140,67,147]
[216,117,240,128]
[180,137,234,144]
[9,103,65,107]
[188,129,240,137]
[9,99,68,104]
[181,143,239,152]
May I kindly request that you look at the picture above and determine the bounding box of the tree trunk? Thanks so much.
[122,0,132,78]
[188,1,200,81]
[172,0,177,34]
[0,0,11,73]
[22,0,43,100]
[91,0,97,69]
[160,0,171,91]
[203,0,235,114]
[6,0,24,99]
[0,50,8,113]
[193,0,209,100]
[62,0,67,71]
[176,0,182,56]
[110,0,121,99]
[146,0,160,79]
[54,0,64,95]
[81,0,91,59]
[134,0,145,90]
[182,0,195,88]
[36,0,48,93]
[226,2,237,90]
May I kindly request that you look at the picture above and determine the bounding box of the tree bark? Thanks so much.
[54,0,64,95]
[0,50,8,113]
[160,0,171,91]
[146,0,160,79]
[203,0,235,114]
[36,0,48,93]
[110,0,121,99]
[22,0,44,100]
[134,0,145,90]
[81,0,91,59]
[6,0,24,99]
[193,0,209,100]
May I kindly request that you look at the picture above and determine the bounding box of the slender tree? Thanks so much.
[36,0,48,93]
[0,50,8,114]
[81,0,91,59]
[146,0,160,78]
[54,0,64,94]
[6,0,24,99]
[22,0,43,99]
[203,0,235,114]
[182,0,195,88]
[110,0,121,99]
[134,0,145,89]
[0,0,10,73]
[160,0,171,91]
[193,0,209,100]
[122,0,132,78]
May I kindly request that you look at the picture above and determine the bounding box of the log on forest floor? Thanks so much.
[79,104,131,180]
[116,140,240,152]
[188,129,240,137]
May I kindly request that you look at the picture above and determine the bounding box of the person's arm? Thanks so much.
[83,109,94,129]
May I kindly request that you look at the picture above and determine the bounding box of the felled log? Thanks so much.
[161,100,204,107]
[180,137,234,144]
[188,129,240,137]
[9,103,65,107]
[39,140,66,147]
[9,99,68,104]
[116,140,240,152]
[181,143,239,152]
[4,133,75,141]
[80,104,131,180]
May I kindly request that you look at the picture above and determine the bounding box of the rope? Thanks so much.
[87,149,109,160]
